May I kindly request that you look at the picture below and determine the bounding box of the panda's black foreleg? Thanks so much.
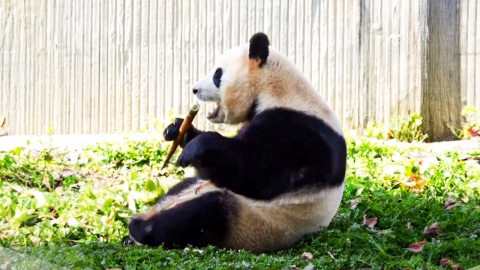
[125,191,232,249]
[174,131,286,199]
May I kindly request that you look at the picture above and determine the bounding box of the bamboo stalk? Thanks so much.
[161,104,200,170]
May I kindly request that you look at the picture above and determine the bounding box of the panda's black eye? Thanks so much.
[213,68,222,88]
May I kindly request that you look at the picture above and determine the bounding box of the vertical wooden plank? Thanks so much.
[131,0,141,130]
[76,0,85,134]
[358,0,370,131]
[398,0,408,116]
[0,0,5,127]
[390,0,400,118]
[181,0,190,115]
[373,0,382,122]
[350,0,360,130]
[475,0,480,113]
[459,0,468,108]
[100,0,109,132]
[279,0,288,54]
[25,0,33,134]
[173,1,182,118]
[189,0,199,112]
[288,0,296,62]
[107,0,117,133]
[195,0,207,129]
[255,0,264,32]
[327,0,336,110]
[64,0,72,134]
[123,0,133,131]
[116,0,125,132]
[157,0,166,124]
[335,0,344,123]
[271,0,281,48]
[466,0,476,109]
[44,0,54,134]
[16,0,25,134]
[231,0,240,46]
[54,1,65,133]
[296,0,304,72]
[303,0,312,82]
[319,0,328,99]
[34,0,47,134]
[412,0,421,114]
[164,0,174,120]
[148,0,157,126]
[343,0,352,128]
[383,0,391,121]
[223,0,231,50]
[248,0,255,37]
[91,0,100,134]
[140,0,149,129]
[82,0,92,133]
[311,0,320,93]
[263,0,272,38]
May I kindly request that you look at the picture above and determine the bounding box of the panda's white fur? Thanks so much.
[124,32,347,254]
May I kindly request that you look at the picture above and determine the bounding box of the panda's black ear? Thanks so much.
[249,32,270,67]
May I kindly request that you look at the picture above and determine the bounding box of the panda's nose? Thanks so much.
[192,88,199,95]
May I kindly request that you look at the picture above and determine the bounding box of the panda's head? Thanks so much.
[192,32,337,127]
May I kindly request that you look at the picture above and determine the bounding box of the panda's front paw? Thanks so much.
[162,118,185,141]
[177,132,222,167]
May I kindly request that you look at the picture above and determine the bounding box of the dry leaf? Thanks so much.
[423,222,441,237]
[440,258,463,269]
[362,215,377,228]
[444,198,457,210]
[407,240,426,253]
[301,252,313,261]
[461,197,469,203]
[350,198,360,209]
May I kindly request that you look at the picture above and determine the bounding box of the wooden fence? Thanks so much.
[0,0,479,137]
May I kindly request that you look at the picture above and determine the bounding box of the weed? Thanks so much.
[365,113,429,143]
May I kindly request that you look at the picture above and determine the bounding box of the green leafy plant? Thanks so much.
[451,106,480,140]
[365,113,429,143]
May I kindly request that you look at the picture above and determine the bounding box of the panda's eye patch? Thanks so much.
[213,68,222,88]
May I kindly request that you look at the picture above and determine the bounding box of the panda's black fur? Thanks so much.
[123,32,347,254]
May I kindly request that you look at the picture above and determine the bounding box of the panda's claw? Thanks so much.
[194,180,213,194]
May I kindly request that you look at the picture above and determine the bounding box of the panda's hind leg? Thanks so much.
[126,190,233,249]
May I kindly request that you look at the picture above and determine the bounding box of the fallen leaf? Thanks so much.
[423,222,441,237]
[303,263,315,270]
[440,257,463,269]
[301,252,313,261]
[350,198,360,209]
[461,197,469,203]
[362,215,377,228]
[444,198,457,210]
[290,265,300,270]
[407,240,426,253]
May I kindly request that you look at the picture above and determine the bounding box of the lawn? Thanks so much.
[0,132,479,270]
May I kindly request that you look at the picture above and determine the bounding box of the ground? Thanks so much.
[0,132,479,270]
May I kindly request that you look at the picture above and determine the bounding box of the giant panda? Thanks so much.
[122,32,347,254]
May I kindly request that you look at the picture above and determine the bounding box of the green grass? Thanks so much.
[1,135,479,269]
